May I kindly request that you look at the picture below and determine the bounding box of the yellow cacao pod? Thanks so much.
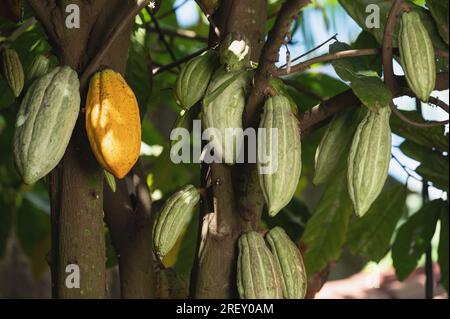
[347,106,392,217]
[85,69,141,179]
[399,11,436,102]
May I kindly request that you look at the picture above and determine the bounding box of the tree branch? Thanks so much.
[382,0,403,93]
[0,18,37,51]
[300,73,450,135]
[146,26,209,43]
[152,46,210,76]
[79,0,150,87]
[389,102,449,128]
[277,48,379,76]
[147,7,179,69]
[243,0,311,128]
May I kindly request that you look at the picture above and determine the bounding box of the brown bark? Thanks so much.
[28,0,140,298]
[191,0,267,299]
[104,165,155,299]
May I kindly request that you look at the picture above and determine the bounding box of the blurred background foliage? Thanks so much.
[0,0,448,298]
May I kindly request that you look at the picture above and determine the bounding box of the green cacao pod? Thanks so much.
[314,107,367,185]
[26,54,51,84]
[153,185,200,259]
[219,32,251,72]
[13,66,80,184]
[202,68,252,164]
[237,231,283,299]
[1,48,24,97]
[268,78,298,115]
[347,106,392,217]
[265,227,307,299]
[399,11,436,102]
[257,95,301,217]
[175,50,218,110]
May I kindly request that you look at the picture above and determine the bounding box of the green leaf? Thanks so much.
[392,199,443,281]
[426,0,449,45]
[338,0,448,50]
[350,76,392,112]
[347,185,408,262]
[438,205,449,292]
[0,193,13,258]
[391,110,449,153]
[126,27,152,116]
[301,172,353,277]
[353,31,383,75]
[174,210,199,281]
[399,140,449,191]
[263,197,312,241]
[16,191,51,279]
[104,170,116,193]
[329,41,392,111]
[416,164,449,192]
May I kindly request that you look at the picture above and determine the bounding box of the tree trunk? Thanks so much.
[104,164,155,298]
[191,0,267,299]
[29,0,139,298]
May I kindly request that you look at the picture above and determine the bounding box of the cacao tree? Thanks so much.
[0,0,448,300]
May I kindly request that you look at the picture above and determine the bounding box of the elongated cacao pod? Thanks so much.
[399,11,436,102]
[26,54,50,84]
[85,69,141,179]
[202,68,252,164]
[175,50,218,110]
[219,32,251,72]
[257,95,301,217]
[2,48,24,97]
[347,106,392,217]
[153,185,200,259]
[237,231,283,299]
[314,107,367,185]
[13,66,80,184]
[265,227,307,299]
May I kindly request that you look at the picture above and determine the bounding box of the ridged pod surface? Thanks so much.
[153,185,200,259]
[13,66,80,184]
[347,106,392,217]
[265,227,307,299]
[202,69,252,164]
[85,69,141,179]
[257,95,301,216]
[175,50,218,110]
[1,48,24,97]
[26,54,50,84]
[237,231,283,299]
[399,11,436,102]
[219,32,251,72]
[314,107,367,185]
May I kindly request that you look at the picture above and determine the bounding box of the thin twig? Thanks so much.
[80,0,150,88]
[428,96,450,114]
[390,102,450,128]
[382,0,403,94]
[277,48,379,76]
[243,0,311,128]
[391,153,422,184]
[195,0,220,38]
[157,0,189,19]
[279,33,337,69]
[152,46,209,76]
[283,78,324,101]
[146,26,209,42]
[147,7,179,69]
[0,18,37,51]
